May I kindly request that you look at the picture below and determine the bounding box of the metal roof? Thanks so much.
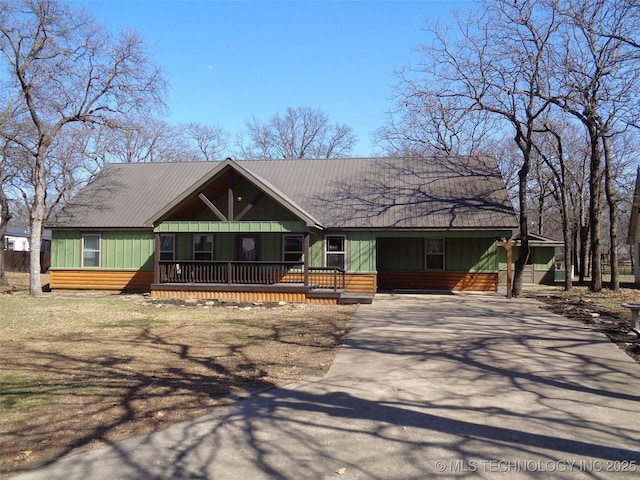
[50,156,518,230]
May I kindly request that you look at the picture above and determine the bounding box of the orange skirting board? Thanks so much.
[50,270,154,291]
[377,272,497,292]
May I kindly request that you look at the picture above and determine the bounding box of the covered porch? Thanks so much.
[148,225,369,304]
[149,262,359,304]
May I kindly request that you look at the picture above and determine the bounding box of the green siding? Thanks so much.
[498,246,556,271]
[533,247,555,271]
[155,221,307,233]
[348,232,376,273]
[170,232,302,262]
[102,231,154,270]
[446,238,496,272]
[309,234,324,267]
[377,237,423,272]
[51,231,82,268]
[377,236,498,273]
[51,230,153,270]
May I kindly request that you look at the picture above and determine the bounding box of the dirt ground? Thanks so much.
[531,286,640,365]
[0,274,357,478]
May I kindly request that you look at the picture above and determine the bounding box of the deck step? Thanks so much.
[339,293,375,305]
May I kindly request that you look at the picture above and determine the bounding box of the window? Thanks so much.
[283,234,304,263]
[159,235,175,261]
[425,238,444,270]
[82,234,101,268]
[238,235,259,261]
[193,234,213,261]
[325,235,346,270]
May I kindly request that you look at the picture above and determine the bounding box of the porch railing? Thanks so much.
[158,261,345,291]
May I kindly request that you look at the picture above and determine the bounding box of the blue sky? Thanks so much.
[76,0,471,157]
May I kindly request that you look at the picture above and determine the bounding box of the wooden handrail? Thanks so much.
[157,261,345,291]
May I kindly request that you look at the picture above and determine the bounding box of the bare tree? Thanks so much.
[237,106,356,159]
[181,122,230,161]
[375,77,498,156]
[389,0,559,296]
[0,0,166,295]
[532,116,580,291]
[547,0,640,291]
[95,116,184,164]
[0,138,18,286]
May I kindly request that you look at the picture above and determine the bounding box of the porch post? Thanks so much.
[303,232,309,287]
[153,232,160,285]
[228,170,235,221]
[505,237,513,299]
[498,237,513,299]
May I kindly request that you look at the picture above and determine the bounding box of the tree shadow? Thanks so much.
[2,317,328,476]
[10,294,640,479]
[304,156,517,229]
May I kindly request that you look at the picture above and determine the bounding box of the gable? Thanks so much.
[156,164,305,224]
[145,160,322,228]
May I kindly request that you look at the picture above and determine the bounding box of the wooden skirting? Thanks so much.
[50,270,154,291]
[345,274,377,293]
[49,269,375,302]
[278,273,377,294]
[151,289,309,303]
[151,289,339,304]
[377,271,497,292]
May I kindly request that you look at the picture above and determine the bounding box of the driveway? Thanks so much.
[14,293,640,479]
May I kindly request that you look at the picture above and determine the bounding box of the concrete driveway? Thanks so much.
[14,293,640,479]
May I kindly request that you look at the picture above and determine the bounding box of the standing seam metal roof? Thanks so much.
[50,156,518,230]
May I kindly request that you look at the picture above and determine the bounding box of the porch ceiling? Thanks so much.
[163,170,240,221]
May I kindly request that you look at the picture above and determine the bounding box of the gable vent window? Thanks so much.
[425,238,445,270]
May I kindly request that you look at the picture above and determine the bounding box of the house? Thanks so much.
[498,233,564,285]
[2,225,52,273]
[3,225,52,252]
[629,167,640,284]
[48,156,518,303]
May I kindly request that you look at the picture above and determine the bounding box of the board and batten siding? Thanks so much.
[51,230,154,270]
[377,236,498,273]
[446,238,497,272]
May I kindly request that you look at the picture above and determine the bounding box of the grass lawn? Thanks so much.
[0,273,356,477]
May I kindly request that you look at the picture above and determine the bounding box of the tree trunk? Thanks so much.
[588,127,603,292]
[0,187,11,287]
[579,223,589,283]
[512,162,530,297]
[29,151,47,296]
[602,136,619,291]
[559,180,572,291]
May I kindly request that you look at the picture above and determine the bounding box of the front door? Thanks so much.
[238,235,259,261]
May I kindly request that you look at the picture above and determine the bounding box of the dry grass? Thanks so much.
[0,273,356,477]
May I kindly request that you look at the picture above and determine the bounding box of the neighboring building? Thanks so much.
[629,167,640,285]
[2,225,52,273]
[2,225,52,252]
[498,233,564,286]
[48,156,518,303]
